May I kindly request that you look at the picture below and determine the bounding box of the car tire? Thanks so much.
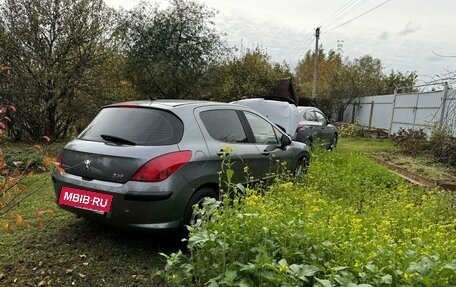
[181,188,217,236]
[294,156,309,178]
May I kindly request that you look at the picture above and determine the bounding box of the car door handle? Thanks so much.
[261,151,271,156]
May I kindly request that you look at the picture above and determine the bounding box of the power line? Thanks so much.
[285,33,313,61]
[323,0,392,34]
[284,0,391,67]
[284,33,314,65]
[320,0,371,29]
[287,39,315,67]
[318,0,360,27]
[283,0,373,67]
[433,51,456,58]
[285,0,361,60]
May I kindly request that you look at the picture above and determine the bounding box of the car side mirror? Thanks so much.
[280,134,292,149]
[264,135,292,153]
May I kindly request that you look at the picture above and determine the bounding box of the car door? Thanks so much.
[314,110,332,146]
[298,110,320,144]
[242,111,292,179]
[197,108,263,185]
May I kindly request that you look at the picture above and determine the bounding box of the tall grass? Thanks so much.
[158,146,456,286]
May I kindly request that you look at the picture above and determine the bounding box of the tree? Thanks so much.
[330,60,367,121]
[330,55,417,120]
[382,70,417,94]
[295,50,417,121]
[0,0,115,140]
[210,48,291,102]
[295,49,343,100]
[73,50,139,133]
[125,0,226,99]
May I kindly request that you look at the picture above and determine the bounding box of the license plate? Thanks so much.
[58,186,113,213]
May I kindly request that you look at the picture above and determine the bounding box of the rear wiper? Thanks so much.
[100,134,136,146]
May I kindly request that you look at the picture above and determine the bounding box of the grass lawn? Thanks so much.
[340,137,456,183]
[0,175,176,286]
[161,137,456,286]
[0,137,454,286]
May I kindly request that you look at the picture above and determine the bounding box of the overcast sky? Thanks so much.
[105,0,456,86]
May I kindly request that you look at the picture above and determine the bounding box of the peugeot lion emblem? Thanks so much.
[83,159,91,170]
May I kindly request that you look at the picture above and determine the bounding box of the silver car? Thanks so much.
[295,106,338,149]
[52,100,310,234]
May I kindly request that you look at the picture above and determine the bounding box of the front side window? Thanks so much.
[244,112,278,144]
[200,110,248,143]
[315,111,328,124]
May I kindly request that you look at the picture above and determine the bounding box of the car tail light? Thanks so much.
[131,150,192,182]
[296,124,304,132]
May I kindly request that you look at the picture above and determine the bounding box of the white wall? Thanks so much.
[343,88,456,136]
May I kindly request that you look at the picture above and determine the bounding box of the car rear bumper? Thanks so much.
[58,203,182,231]
[52,171,190,232]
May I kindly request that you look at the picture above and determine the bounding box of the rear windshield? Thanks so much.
[79,107,184,146]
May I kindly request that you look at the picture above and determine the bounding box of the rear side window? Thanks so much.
[79,107,183,146]
[315,111,328,124]
[304,111,316,121]
[200,110,247,143]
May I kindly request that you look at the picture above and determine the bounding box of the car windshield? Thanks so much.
[79,107,184,146]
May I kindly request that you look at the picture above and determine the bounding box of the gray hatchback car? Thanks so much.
[295,106,338,149]
[52,100,310,233]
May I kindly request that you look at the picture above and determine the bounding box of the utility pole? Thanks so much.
[311,27,320,98]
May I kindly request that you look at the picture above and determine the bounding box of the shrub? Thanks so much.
[392,128,428,155]
[392,127,456,168]
[338,120,363,137]
[429,127,456,168]
[1,105,55,231]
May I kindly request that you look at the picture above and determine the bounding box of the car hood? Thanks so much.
[231,98,300,135]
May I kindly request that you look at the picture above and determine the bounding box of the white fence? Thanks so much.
[343,84,456,136]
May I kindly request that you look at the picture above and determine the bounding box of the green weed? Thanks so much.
[158,142,456,286]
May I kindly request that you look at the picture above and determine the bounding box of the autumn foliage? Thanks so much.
[1,105,57,232]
